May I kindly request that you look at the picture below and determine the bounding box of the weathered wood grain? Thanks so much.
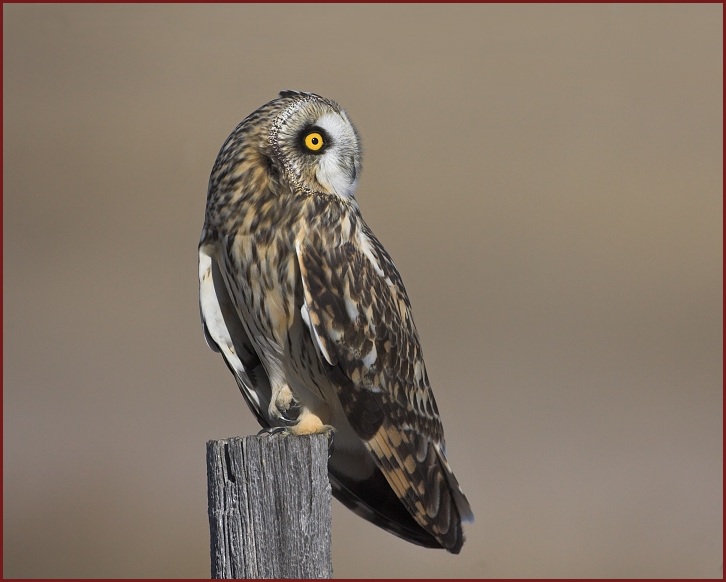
[206,433,332,579]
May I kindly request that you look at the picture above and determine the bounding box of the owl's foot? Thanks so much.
[290,413,335,458]
[269,386,301,425]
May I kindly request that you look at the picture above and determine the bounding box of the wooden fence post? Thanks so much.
[206,433,332,579]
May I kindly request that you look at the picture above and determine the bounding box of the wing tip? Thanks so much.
[328,464,444,550]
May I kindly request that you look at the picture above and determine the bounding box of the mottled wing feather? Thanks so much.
[296,227,472,553]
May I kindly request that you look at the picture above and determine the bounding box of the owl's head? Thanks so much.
[260,90,362,201]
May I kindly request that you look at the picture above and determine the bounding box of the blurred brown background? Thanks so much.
[3,4,722,578]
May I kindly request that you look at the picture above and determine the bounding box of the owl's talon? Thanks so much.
[269,406,300,426]
[279,399,301,423]
[257,426,289,437]
[270,387,301,425]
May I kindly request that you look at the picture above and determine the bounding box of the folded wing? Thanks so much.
[296,226,473,553]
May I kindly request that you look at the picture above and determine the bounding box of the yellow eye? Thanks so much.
[304,131,325,152]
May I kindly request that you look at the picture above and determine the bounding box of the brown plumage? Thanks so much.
[199,90,473,552]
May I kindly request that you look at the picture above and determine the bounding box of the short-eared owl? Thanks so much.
[199,90,473,552]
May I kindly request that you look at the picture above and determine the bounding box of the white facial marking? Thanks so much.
[315,112,360,199]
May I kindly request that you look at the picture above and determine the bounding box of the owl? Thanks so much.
[198,90,473,553]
